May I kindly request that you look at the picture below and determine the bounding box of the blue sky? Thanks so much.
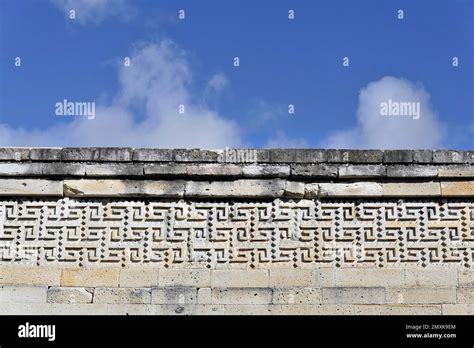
[0,0,472,149]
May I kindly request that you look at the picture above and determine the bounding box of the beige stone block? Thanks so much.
[438,166,474,178]
[383,182,441,196]
[441,181,474,196]
[272,287,322,304]
[405,268,457,287]
[47,287,93,304]
[284,181,305,198]
[158,269,210,287]
[442,304,474,315]
[211,270,269,288]
[61,268,119,287]
[119,268,159,287]
[386,287,456,304]
[457,287,474,303]
[318,183,383,197]
[185,179,285,198]
[105,304,148,315]
[316,268,405,287]
[322,287,385,304]
[0,179,63,196]
[304,183,319,198]
[0,303,110,315]
[197,288,212,304]
[0,265,61,286]
[63,179,185,197]
[94,288,151,304]
[0,286,47,303]
[151,287,197,304]
[354,305,442,315]
[271,304,354,315]
[211,288,272,305]
[458,270,474,287]
[269,269,315,287]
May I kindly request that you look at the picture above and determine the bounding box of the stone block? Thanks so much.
[211,288,272,305]
[185,179,285,198]
[151,287,197,304]
[47,287,93,304]
[29,148,61,161]
[197,288,212,304]
[186,164,242,177]
[318,182,382,197]
[269,149,326,163]
[174,149,220,162]
[284,181,305,198]
[438,166,474,177]
[338,165,386,178]
[85,164,143,177]
[242,164,290,177]
[383,150,414,163]
[317,268,405,287]
[272,287,321,304]
[0,163,42,176]
[433,150,464,164]
[42,163,86,176]
[0,286,47,303]
[94,288,151,304]
[322,287,385,304]
[457,287,474,303]
[386,165,438,178]
[119,268,159,287]
[132,149,173,162]
[0,266,61,286]
[61,148,100,161]
[458,270,474,287]
[97,148,132,162]
[385,288,456,304]
[61,268,119,287]
[354,305,441,315]
[0,179,63,196]
[291,164,337,178]
[382,182,441,196]
[405,268,457,287]
[442,304,474,315]
[269,269,316,287]
[0,148,29,161]
[304,183,319,198]
[413,150,433,163]
[63,179,185,197]
[158,269,210,287]
[440,181,474,196]
[327,150,382,163]
[211,270,269,288]
[144,164,186,176]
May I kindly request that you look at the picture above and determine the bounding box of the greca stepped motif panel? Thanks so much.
[0,198,473,269]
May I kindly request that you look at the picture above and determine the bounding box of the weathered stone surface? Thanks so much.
[304,183,319,198]
[0,148,29,161]
[284,181,305,198]
[197,288,212,304]
[291,164,337,178]
[0,163,43,176]
[442,304,474,315]
[47,287,93,304]
[119,269,159,288]
[94,288,151,304]
[269,269,316,287]
[382,182,441,196]
[385,288,456,304]
[318,183,383,197]
[456,287,474,303]
[0,286,47,303]
[242,164,290,178]
[327,150,382,163]
[132,149,173,162]
[144,164,186,176]
[0,266,61,286]
[61,148,100,161]
[413,150,433,163]
[338,165,386,178]
[151,287,197,304]
[30,148,61,161]
[440,181,474,196]
[438,165,474,177]
[272,287,321,304]
[61,269,119,287]
[185,179,285,198]
[63,179,185,197]
[387,165,438,178]
[158,269,210,287]
[43,163,86,176]
[354,305,442,315]
[405,268,458,287]
[211,288,272,305]
[458,270,474,287]
[383,150,414,163]
[174,149,220,162]
[0,179,63,196]
[211,270,269,288]
[317,269,405,287]
[186,164,242,177]
[322,287,385,304]
[269,149,326,163]
[85,164,143,177]
[433,150,464,164]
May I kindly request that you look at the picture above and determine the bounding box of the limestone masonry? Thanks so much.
[0,148,473,315]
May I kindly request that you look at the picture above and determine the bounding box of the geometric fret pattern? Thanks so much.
[1,198,473,268]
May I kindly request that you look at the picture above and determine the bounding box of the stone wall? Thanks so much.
[0,148,472,315]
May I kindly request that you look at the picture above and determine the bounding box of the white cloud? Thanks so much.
[265,130,308,148]
[0,40,242,148]
[324,76,445,149]
[206,73,229,95]
[51,0,134,25]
